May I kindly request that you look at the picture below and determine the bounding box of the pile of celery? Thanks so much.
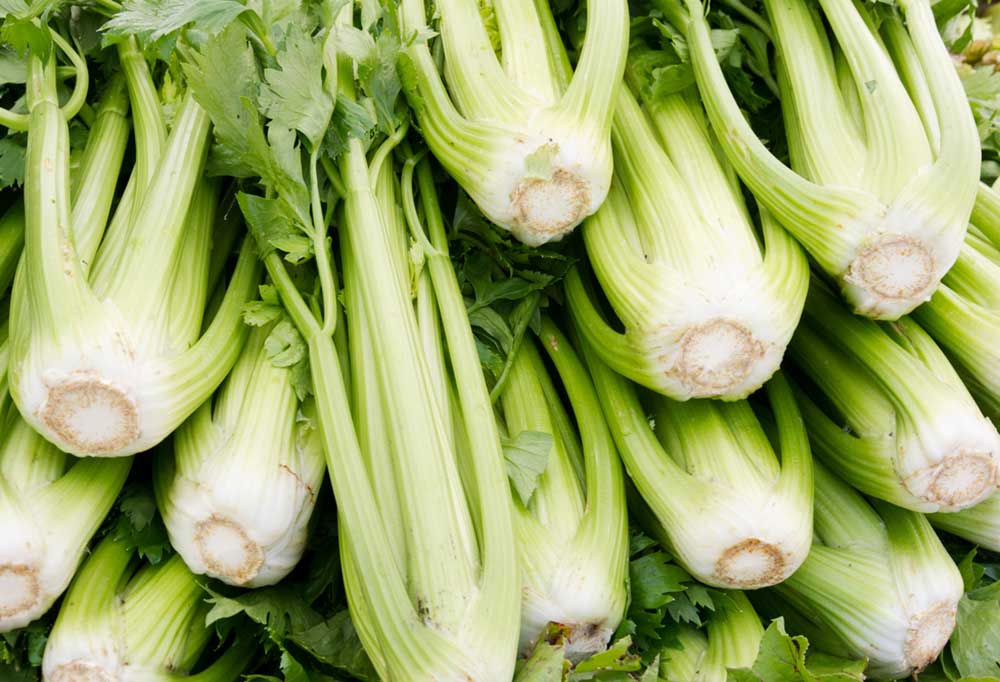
[2,0,1000,680]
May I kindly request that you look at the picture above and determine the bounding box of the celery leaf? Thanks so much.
[183,24,265,179]
[615,530,723,664]
[502,430,553,506]
[111,484,171,565]
[727,619,866,681]
[204,585,321,637]
[570,636,643,679]
[259,23,334,149]
[515,624,573,681]
[359,28,404,134]
[515,627,653,681]
[322,94,378,160]
[238,193,313,263]
[0,136,25,189]
[186,27,311,221]
[204,585,375,680]
[0,47,24,84]
[960,65,1000,183]
[262,318,312,400]
[263,319,307,367]
[629,552,691,610]
[288,611,378,680]
[946,586,1000,677]
[103,0,249,41]
[243,300,283,327]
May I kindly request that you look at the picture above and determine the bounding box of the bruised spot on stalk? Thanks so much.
[904,603,956,673]
[0,563,40,619]
[713,538,787,588]
[668,319,764,397]
[40,376,140,455]
[844,235,935,307]
[49,660,117,682]
[510,169,590,245]
[195,516,264,585]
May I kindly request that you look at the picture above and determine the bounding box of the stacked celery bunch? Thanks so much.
[2,0,1000,680]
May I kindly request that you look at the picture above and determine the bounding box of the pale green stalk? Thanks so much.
[913,182,1000,422]
[9,45,260,458]
[790,281,1000,512]
[659,627,712,682]
[575,292,813,589]
[155,325,326,588]
[772,463,964,680]
[41,535,251,681]
[570,75,807,400]
[676,0,980,319]
[398,0,627,245]
[331,140,519,679]
[704,592,764,672]
[498,319,628,660]
[224,9,520,678]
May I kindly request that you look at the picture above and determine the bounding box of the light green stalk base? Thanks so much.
[791,281,1000,512]
[398,0,628,245]
[679,0,979,319]
[501,321,628,660]
[42,535,250,682]
[580,319,813,589]
[156,326,326,587]
[773,463,963,680]
[572,85,807,401]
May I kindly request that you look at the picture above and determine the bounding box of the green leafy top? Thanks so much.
[445,192,575,400]
[103,0,251,43]
[950,11,1000,184]
[629,0,776,114]
[613,530,722,665]
[938,548,1000,681]
[727,620,866,682]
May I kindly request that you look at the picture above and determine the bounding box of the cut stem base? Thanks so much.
[194,516,264,586]
[39,375,140,456]
[0,563,40,620]
[713,538,787,588]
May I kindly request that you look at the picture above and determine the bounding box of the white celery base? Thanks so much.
[519,572,623,661]
[0,563,40,624]
[712,538,789,588]
[896,407,1000,511]
[904,604,957,673]
[12,311,184,457]
[668,489,812,589]
[48,660,116,682]
[160,461,316,588]
[462,127,611,247]
[193,517,264,585]
[635,315,788,401]
[842,234,937,319]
